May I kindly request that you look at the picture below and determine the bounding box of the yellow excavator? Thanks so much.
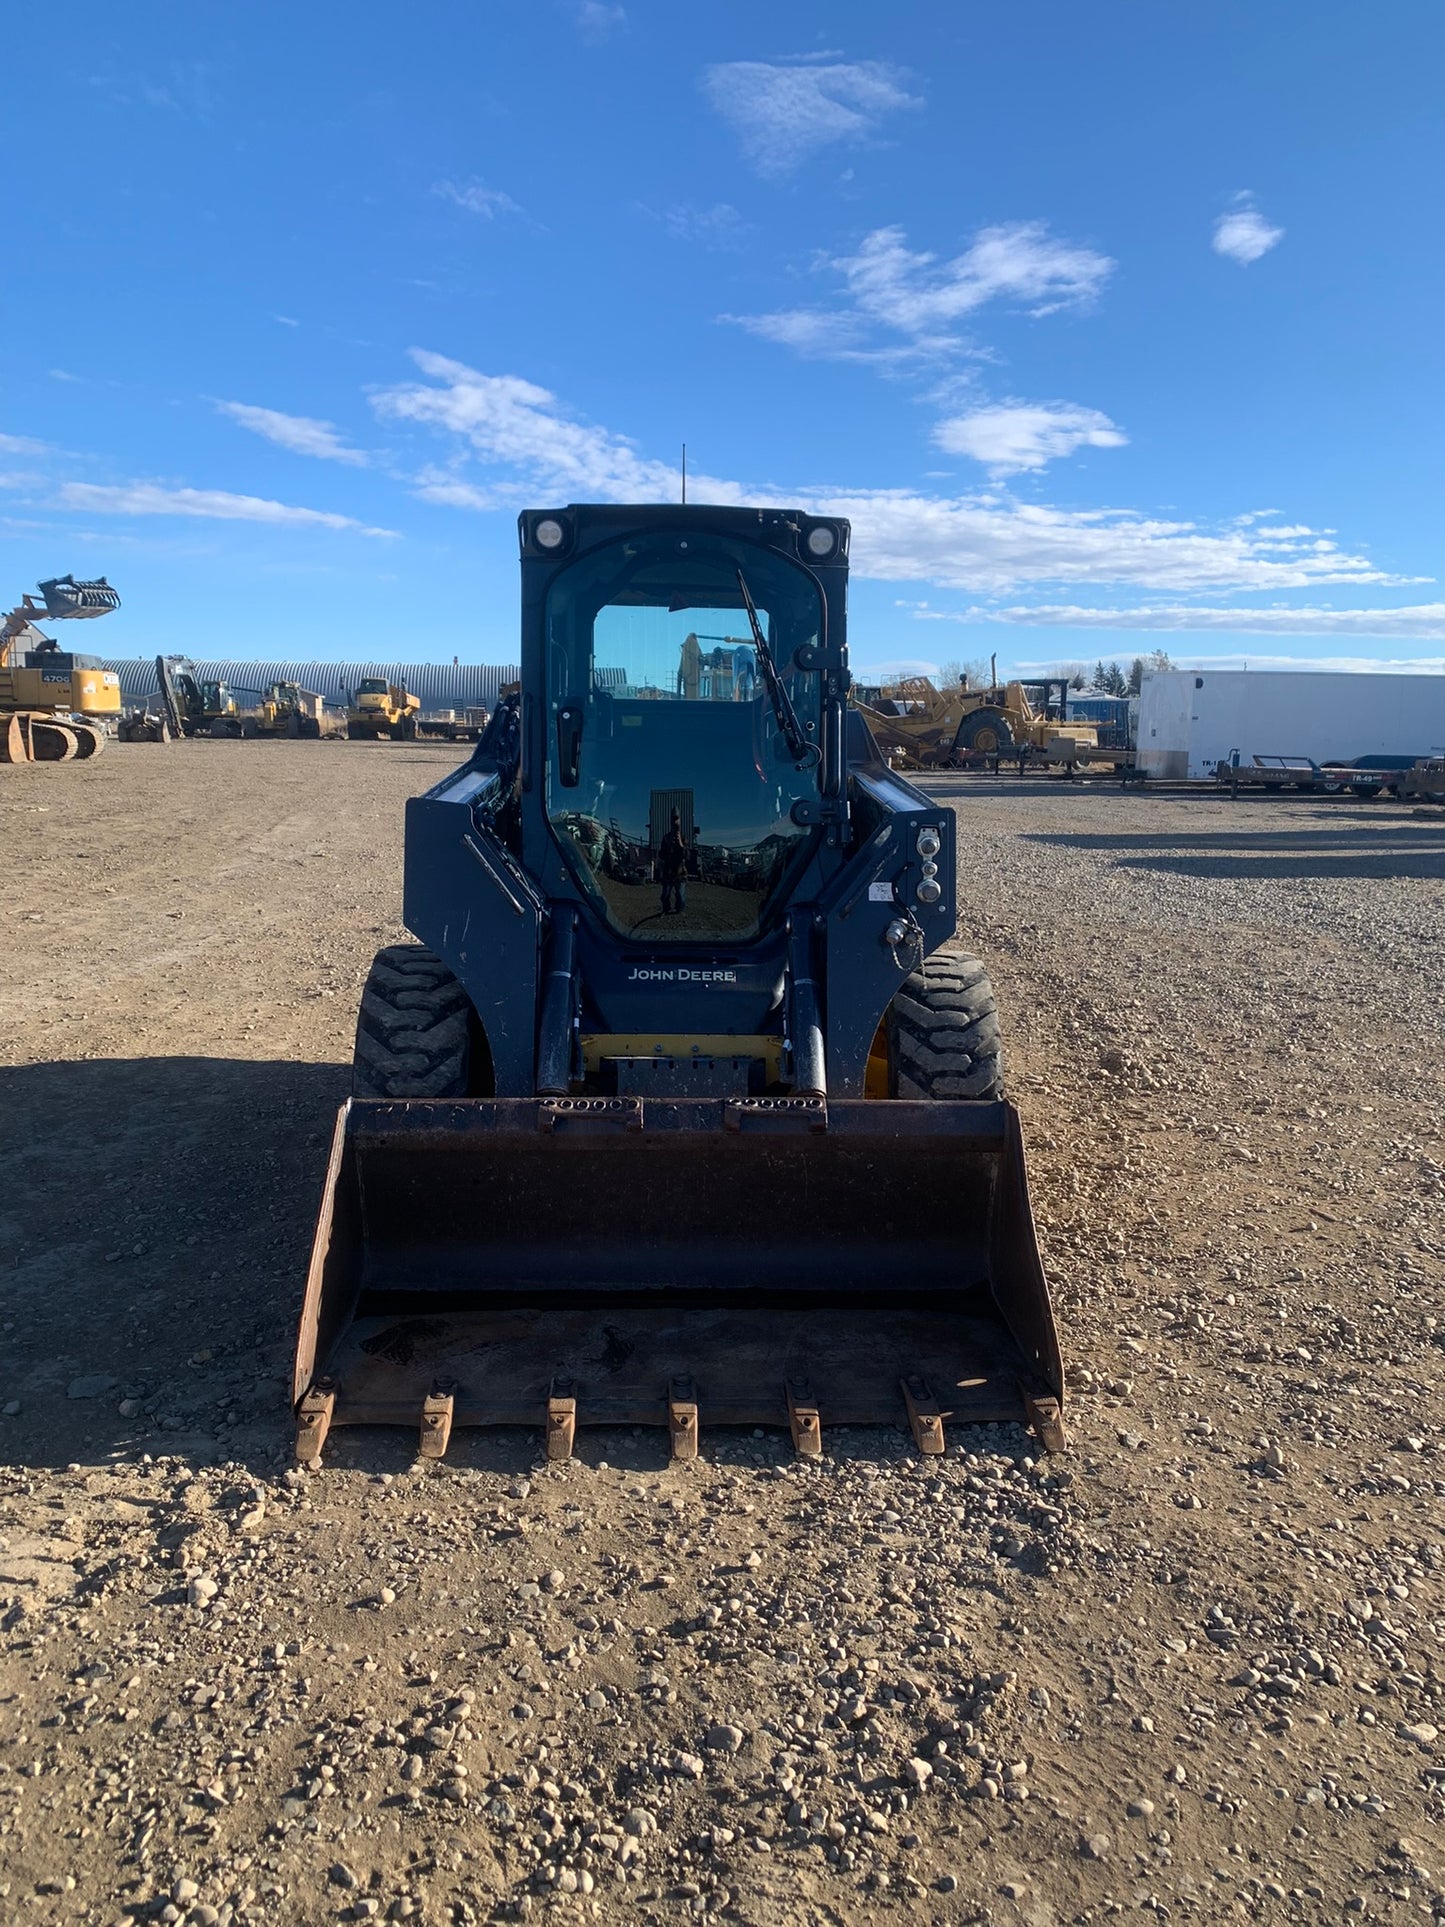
[347,677,421,740]
[852,670,1100,770]
[1,576,122,762]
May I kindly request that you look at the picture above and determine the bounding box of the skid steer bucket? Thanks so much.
[293,1096,1064,1464]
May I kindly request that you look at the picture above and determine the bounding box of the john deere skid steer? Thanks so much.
[295,505,1063,1464]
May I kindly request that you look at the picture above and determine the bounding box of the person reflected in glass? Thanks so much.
[658,809,689,916]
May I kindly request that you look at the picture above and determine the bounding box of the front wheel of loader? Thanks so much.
[882,945,1004,1100]
[352,943,491,1098]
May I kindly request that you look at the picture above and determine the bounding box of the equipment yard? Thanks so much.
[3,742,1443,1927]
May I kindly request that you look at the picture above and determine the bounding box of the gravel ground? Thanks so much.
[1,742,1442,1927]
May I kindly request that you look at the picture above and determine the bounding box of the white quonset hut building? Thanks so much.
[1137,670,1445,780]
[103,658,519,716]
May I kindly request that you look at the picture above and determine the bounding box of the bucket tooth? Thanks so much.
[786,1375,822,1458]
[419,1383,456,1460]
[1020,1381,1067,1455]
[295,1382,336,1465]
[667,1377,699,1462]
[546,1379,577,1462]
[901,1374,947,1456]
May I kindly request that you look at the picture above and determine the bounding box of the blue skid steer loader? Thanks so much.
[294,504,1064,1465]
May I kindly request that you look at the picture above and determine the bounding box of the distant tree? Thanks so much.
[1098,661,1127,696]
[1069,672,1086,690]
[937,656,991,690]
[1148,648,1174,672]
[1127,656,1147,696]
[1092,659,1109,692]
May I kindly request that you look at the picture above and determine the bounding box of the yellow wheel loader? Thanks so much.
[294,505,1064,1467]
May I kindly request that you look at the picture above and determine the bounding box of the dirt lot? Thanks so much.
[2,740,1443,1927]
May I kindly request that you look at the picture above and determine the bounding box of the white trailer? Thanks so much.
[1136,670,1445,780]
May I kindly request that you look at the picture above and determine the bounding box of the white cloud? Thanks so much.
[432,179,527,221]
[934,401,1127,474]
[646,202,751,249]
[917,602,1445,639]
[373,351,743,505]
[702,60,919,176]
[410,468,518,512]
[0,431,49,455]
[841,223,1113,331]
[374,351,1410,598]
[814,492,1401,595]
[55,481,395,537]
[722,307,880,360]
[1213,196,1284,265]
[728,221,1115,363]
[574,0,626,38]
[217,401,368,465]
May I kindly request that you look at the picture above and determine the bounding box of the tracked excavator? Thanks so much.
[1,575,121,762]
[294,505,1064,1466]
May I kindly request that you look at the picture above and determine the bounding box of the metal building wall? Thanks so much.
[104,659,519,714]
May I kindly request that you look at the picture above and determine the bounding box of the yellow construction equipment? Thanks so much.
[1,576,121,762]
[853,672,1100,770]
[234,680,323,738]
[348,677,421,740]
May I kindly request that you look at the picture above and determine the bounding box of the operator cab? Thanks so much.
[544,526,826,942]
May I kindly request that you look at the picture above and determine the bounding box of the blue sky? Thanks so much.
[4,1,1444,676]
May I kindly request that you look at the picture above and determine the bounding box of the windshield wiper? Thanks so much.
[735,568,820,769]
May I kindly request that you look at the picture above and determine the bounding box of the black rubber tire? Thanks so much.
[352,944,475,1098]
[886,945,1004,1099]
[955,710,1014,759]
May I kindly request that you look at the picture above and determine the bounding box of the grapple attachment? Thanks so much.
[293,1096,1064,1463]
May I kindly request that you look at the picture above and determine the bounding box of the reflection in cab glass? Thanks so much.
[545,531,823,941]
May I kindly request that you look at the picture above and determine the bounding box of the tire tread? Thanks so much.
[352,944,471,1098]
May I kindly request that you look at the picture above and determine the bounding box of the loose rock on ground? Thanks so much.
[1,744,1442,1923]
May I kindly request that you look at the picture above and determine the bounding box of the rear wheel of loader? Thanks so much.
[955,711,1014,760]
[352,943,491,1098]
[881,945,1004,1100]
